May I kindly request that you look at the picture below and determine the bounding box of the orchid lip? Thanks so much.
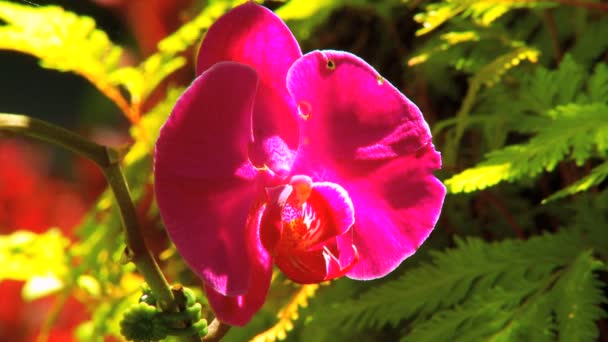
[260,175,358,284]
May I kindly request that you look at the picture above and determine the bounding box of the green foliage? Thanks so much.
[277,0,401,39]
[445,57,608,196]
[551,252,606,341]
[0,1,122,81]
[0,0,225,117]
[308,232,605,341]
[414,0,555,35]
[110,1,231,106]
[0,229,69,299]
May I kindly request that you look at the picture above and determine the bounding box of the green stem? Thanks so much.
[0,113,200,342]
[102,163,174,309]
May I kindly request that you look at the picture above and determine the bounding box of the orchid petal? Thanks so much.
[305,182,355,247]
[204,205,272,326]
[338,144,446,279]
[197,2,302,170]
[287,50,431,162]
[155,62,261,296]
[287,51,445,279]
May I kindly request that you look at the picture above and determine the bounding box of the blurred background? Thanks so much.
[1,0,607,341]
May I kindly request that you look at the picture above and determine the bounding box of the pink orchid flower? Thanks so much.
[154,2,446,326]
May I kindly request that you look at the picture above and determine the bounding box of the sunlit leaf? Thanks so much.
[414,0,555,35]
[252,284,321,342]
[125,87,184,165]
[542,161,608,203]
[0,229,69,283]
[0,1,131,116]
[445,103,608,193]
[22,275,64,301]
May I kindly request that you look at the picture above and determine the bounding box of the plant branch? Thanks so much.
[203,319,231,342]
[0,113,199,342]
[0,113,114,167]
[542,9,562,64]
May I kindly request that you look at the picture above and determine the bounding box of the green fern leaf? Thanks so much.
[317,234,603,341]
[551,252,606,342]
[445,103,608,193]
[315,231,583,331]
[0,2,126,104]
[403,285,554,342]
[442,46,539,165]
[542,161,608,203]
[0,2,122,73]
[570,18,608,66]
[520,55,586,115]
[588,63,608,103]
[403,253,605,342]
[414,0,555,35]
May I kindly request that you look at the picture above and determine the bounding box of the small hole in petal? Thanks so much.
[376,76,384,85]
[297,101,312,120]
[326,59,336,70]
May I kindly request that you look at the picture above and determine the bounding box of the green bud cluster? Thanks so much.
[120,285,208,341]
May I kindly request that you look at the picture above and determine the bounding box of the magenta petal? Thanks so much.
[204,206,273,326]
[287,50,431,161]
[197,2,302,168]
[339,144,446,279]
[154,62,260,296]
[306,182,355,247]
[286,50,445,279]
[323,243,358,280]
[204,261,271,326]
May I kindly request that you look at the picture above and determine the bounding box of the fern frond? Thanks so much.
[542,161,608,203]
[0,2,121,75]
[276,0,401,39]
[551,252,606,342]
[403,285,554,342]
[0,1,229,123]
[316,234,603,341]
[442,46,540,165]
[568,191,608,259]
[570,18,608,66]
[519,55,586,115]
[408,30,482,66]
[587,63,608,103]
[414,0,555,35]
[446,103,608,193]
[315,231,583,331]
[0,2,133,118]
[251,284,320,342]
[401,252,605,341]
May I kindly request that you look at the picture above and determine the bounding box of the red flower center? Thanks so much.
[260,175,358,284]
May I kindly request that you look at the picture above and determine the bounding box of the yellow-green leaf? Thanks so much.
[0,229,69,283]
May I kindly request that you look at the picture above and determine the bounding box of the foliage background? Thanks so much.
[0,0,606,341]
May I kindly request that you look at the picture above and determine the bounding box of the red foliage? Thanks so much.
[94,0,194,55]
[0,140,97,341]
